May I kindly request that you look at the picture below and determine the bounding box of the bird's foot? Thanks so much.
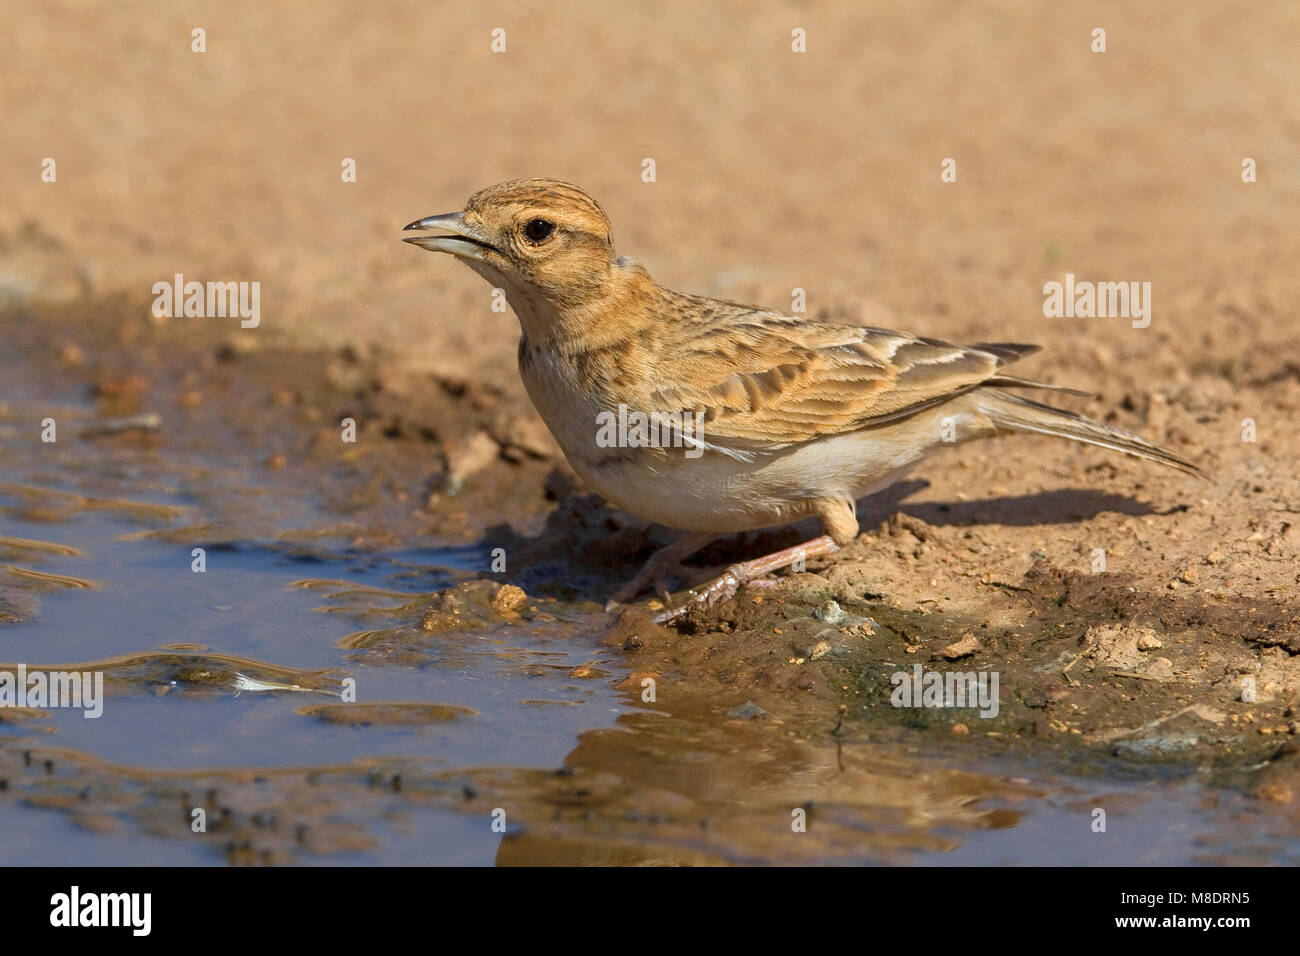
[605,567,672,612]
[651,534,841,625]
[651,563,765,624]
[604,532,717,612]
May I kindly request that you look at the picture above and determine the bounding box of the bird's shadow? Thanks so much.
[451,478,1180,600]
[862,479,1178,528]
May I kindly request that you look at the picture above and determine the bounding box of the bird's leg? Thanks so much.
[652,534,841,625]
[605,531,718,611]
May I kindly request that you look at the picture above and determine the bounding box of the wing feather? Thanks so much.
[647,313,1035,455]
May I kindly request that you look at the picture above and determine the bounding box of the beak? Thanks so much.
[402,212,496,262]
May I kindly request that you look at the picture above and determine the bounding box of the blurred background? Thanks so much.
[5,0,1296,386]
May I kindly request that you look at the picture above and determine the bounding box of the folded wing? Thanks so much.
[648,313,1062,457]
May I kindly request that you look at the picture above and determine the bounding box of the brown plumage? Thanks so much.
[405,179,1202,622]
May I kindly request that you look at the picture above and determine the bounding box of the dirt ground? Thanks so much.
[3,1,1299,854]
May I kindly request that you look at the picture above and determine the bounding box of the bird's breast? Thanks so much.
[519,340,625,460]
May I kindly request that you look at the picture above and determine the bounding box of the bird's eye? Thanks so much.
[523,218,556,243]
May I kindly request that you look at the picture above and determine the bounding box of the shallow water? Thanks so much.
[0,351,1292,866]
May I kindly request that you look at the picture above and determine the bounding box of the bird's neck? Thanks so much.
[511,257,667,355]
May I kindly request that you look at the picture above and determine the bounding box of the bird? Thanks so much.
[403,178,1202,623]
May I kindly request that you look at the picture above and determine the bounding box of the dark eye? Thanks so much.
[523,218,555,243]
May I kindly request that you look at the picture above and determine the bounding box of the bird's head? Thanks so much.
[404,179,622,330]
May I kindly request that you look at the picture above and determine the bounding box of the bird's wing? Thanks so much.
[648,313,1040,457]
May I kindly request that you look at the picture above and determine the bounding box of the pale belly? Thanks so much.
[565,409,964,534]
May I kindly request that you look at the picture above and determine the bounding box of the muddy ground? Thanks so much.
[1,1,1298,863]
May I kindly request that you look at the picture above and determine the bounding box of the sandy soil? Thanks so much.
[3,1,1299,843]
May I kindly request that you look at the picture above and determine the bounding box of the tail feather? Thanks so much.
[976,389,1205,478]
[973,342,1041,364]
[984,374,1095,398]
[974,342,1097,399]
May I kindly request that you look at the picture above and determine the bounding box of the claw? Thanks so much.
[652,564,747,625]
[650,535,842,625]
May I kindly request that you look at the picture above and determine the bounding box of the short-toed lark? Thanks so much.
[405,179,1202,622]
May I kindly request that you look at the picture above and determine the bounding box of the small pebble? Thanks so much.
[492,585,528,614]
[812,600,845,625]
[726,700,770,720]
[1144,657,1174,679]
[941,633,983,660]
[804,640,833,662]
